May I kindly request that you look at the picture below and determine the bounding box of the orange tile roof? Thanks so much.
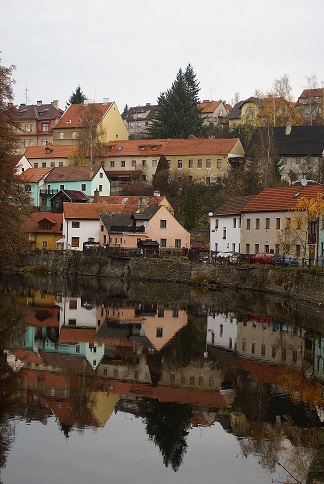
[63,202,106,219]
[163,138,239,156]
[55,102,113,129]
[21,212,63,233]
[24,145,73,159]
[198,100,222,113]
[58,327,96,344]
[105,139,169,157]
[241,185,324,213]
[10,349,44,365]
[19,167,53,182]
[45,165,101,182]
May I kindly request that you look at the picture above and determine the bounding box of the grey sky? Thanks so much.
[2,0,324,113]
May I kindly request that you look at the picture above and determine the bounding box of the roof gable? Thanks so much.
[55,102,113,129]
[19,167,53,182]
[45,165,101,182]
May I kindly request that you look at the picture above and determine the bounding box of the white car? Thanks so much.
[216,252,239,263]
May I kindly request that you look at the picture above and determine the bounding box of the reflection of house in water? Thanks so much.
[56,296,99,328]
[58,327,105,370]
[236,315,312,370]
[207,311,238,351]
[314,338,324,380]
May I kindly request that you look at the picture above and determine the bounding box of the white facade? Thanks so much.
[57,296,98,327]
[209,214,241,254]
[207,312,238,351]
[15,155,32,175]
[63,218,100,250]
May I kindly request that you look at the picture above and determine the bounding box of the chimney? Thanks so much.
[94,190,99,203]
[146,103,151,106]
[103,98,109,105]
[37,100,42,106]
[153,190,160,198]
[52,100,59,109]
[285,123,292,135]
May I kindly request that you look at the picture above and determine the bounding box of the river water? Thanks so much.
[0,274,323,484]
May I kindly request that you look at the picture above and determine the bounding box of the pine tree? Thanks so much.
[152,154,170,192]
[148,65,204,139]
[0,61,32,269]
[66,85,87,108]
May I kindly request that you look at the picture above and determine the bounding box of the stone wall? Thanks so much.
[23,252,324,304]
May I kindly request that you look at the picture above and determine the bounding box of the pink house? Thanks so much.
[99,205,190,251]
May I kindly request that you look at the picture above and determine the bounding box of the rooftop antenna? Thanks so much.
[208,88,215,101]
[24,78,30,104]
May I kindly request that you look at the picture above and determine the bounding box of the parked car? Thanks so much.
[250,252,275,265]
[216,251,239,263]
[190,242,207,252]
[275,254,299,267]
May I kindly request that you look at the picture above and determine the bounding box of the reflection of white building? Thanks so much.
[57,297,98,328]
[314,338,324,380]
[207,311,238,351]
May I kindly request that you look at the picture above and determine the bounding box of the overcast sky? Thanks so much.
[2,0,324,113]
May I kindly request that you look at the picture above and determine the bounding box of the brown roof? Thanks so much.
[212,196,255,216]
[10,349,44,366]
[45,165,101,182]
[22,212,63,233]
[22,306,60,327]
[18,103,63,121]
[63,202,106,219]
[55,102,113,129]
[96,195,164,212]
[298,88,324,100]
[105,139,169,157]
[163,138,239,156]
[198,100,222,113]
[241,185,324,213]
[19,167,53,182]
[58,327,96,345]
[24,145,73,159]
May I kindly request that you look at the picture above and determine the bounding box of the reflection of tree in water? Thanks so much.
[140,398,192,471]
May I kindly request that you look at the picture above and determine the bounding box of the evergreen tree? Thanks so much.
[152,154,170,192]
[0,61,32,269]
[148,65,204,139]
[66,85,87,108]
[122,104,129,117]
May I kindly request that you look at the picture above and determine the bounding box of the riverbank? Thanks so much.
[21,251,324,305]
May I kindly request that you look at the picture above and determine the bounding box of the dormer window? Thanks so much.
[66,119,71,123]
[45,147,53,154]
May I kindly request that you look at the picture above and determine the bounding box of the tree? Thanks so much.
[148,64,204,139]
[68,103,106,166]
[152,154,170,192]
[122,104,129,117]
[66,85,87,108]
[0,61,32,269]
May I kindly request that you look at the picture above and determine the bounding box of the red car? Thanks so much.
[190,242,207,252]
[250,252,275,265]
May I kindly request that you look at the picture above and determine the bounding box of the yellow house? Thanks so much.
[227,97,262,131]
[163,137,245,184]
[53,100,129,145]
[22,212,63,250]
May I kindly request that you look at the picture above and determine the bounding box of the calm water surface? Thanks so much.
[0,274,323,484]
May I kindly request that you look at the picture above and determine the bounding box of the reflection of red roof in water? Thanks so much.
[237,357,287,386]
[22,306,60,327]
[48,399,99,428]
[100,379,229,408]
[10,349,44,365]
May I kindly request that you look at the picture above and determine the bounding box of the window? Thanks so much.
[172,309,179,317]
[261,344,266,356]
[156,327,163,337]
[255,244,259,254]
[264,244,269,252]
[197,159,202,168]
[209,377,215,387]
[152,159,157,167]
[71,237,79,248]
[188,159,193,168]
[175,239,181,248]
[215,219,219,229]
[30,139,34,146]
[223,228,226,239]
[69,299,77,309]
[42,241,47,249]
[233,218,236,228]
[24,139,28,147]
[25,184,31,192]
[72,131,77,139]
[246,218,251,230]
[42,123,49,132]
[232,243,236,252]
[121,160,125,167]
[110,160,115,167]
[220,324,223,336]
[206,159,211,168]
[132,160,136,167]
[190,376,195,385]
[42,139,48,146]
[242,341,246,352]
[59,162,63,167]
[99,185,102,192]
[81,184,86,191]
[42,162,46,168]
[199,376,204,386]
[246,244,250,254]
[158,308,164,318]
[142,160,146,167]
[34,163,38,168]
[272,346,277,358]
[276,218,281,229]
[60,184,64,190]
[217,159,222,169]
[229,338,233,349]
[265,218,270,229]
[76,345,80,353]
[160,219,166,228]
[59,132,64,139]
[177,160,182,169]
[160,238,166,247]
[72,221,80,228]
[141,174,146,181]
[256,218,260,229]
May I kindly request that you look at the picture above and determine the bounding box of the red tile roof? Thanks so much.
[63,202,106,219]
[298,88,324,100]
[10,349,44,365]
[19,167,53,182]
[21,212,63,233]
[58,327,96,344]
[55,102,113,129]
[164,138,240,156]
[45,165,101,182]
[24,145,73,159]
[105,139,169,156]
[198,100,222,113]
[241,185,324,213]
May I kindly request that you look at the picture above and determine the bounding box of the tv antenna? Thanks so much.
[208,88,215,101]
[24,78,30,104]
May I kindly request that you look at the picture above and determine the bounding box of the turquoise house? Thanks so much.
[19,167,53,207]
[42,165,110,209]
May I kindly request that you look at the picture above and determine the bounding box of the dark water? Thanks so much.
[0,274,324,484]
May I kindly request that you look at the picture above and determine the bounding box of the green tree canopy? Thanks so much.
[152,154,170,192]
[148,64,204,139]
[66,85,87,108]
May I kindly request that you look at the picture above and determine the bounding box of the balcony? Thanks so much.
[39,189,59,196]
[109,225,145,234]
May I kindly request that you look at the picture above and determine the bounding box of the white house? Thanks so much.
[62,202,105,250]
[209,196,254,254]
[207,311,238,351]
